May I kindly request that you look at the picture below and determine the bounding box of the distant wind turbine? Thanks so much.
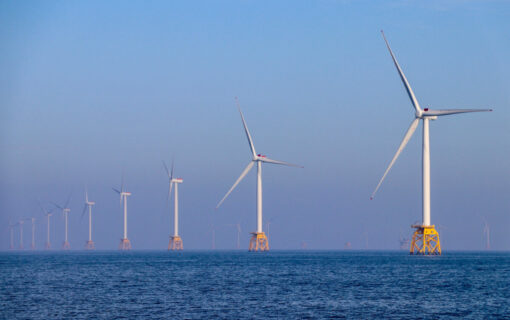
[39,203,53,249]
[216,97,302,251]
[18,219,25,250]
[29,217,36,250]
[53,195,72,250]
[8,218,15,250]
[227,223,242,249]
[113,176,132,250]
[370,31,491,255]
[81,188,96,250]
[482,217,490,250]
[163,160,184,250]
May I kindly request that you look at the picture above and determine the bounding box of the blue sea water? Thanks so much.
[0,251,509,319]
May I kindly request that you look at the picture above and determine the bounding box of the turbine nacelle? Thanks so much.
[171,178,183,184]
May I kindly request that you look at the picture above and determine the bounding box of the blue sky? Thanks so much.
[1,0,509,250]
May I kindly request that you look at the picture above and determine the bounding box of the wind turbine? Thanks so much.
[53,195,72,250]
[29,217,36,250]
[482,217,490,250]
[370,31,492,255]
[113,177,132,250]
[216,98,302,251]
[18,219,25,250]
[39,203,53,249]
[81,188,96,250]
[163,160,184,250]
[227,223,242,249]
[8,218,15,250]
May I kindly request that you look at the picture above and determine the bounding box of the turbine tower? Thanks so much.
[39,204,53,249]
[113,177,132,250]
[482,218,490,250]
[30,218,36,250]
[227,223,242,249]
[53,196,72,250]
[8,219,14,250]
[18,219,25,250]
[216,98,302,251]
[163,161,184,250]
[371,31,492,255]
[81,189,96,250]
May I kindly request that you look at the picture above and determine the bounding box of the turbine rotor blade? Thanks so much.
[260,157,303,168]
[112,187,122,206]
[423,108,493,117]
[51,202,63,210]
[381,30,422,114]
[162,161,170,178]
[168,181,173,203]
[80,204,88,220]
[171,159,174,181]
[236,97,257,158]
[371,118,420,199]
[216,161,255,209]
[64,193,72,208]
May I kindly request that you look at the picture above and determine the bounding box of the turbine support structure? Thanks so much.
[119,238,132,250]
[249,232,269,251]
[168,235,183,250]
[410,224,441,255]
[85,240,95,250]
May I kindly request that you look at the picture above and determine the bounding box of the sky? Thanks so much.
[1,0,509,251]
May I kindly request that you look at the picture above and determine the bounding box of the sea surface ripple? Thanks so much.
[1,251,509,319]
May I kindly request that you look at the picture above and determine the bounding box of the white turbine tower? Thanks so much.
[53,196,72,250]
[216,98,302,251]
[30,218,36,250]
[113,177,132,250]
[482,217,490,250]
[18,219,25,250]
[8,218,15,250]
[227,223,242,249]
[371,31,492,255]
[39,203,53,249]
[81,188,96,250]
[163,161,184,250]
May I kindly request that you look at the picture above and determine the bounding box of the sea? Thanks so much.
[1,251,509,319]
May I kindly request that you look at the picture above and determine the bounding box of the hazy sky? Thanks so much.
[1,0,509,250]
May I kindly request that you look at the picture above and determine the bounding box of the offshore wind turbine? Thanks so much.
[482,217,490,250]
[227,223,242,249]
[113,177,132,250]
[53,196,72,250]
[216,98,302,251]
[8,218,15,250]
[18,219,25,250]
[81,188,96,250]
[39,203,53,249]
[163,161,184,250]
[370,31,492,255]
[29,218,36,250]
